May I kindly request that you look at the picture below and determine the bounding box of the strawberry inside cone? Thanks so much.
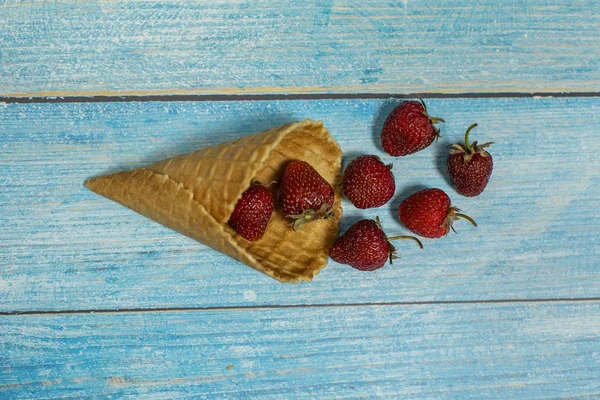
[278,160,336,231]
[228,183,275,241]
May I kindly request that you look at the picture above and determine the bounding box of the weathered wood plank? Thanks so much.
[1,301,599,398]
[1,97,599,312]
[1,0,599,97]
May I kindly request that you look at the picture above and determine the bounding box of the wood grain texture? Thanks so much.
[1,0,599,97]
[1,97,599,312]
[1,302,599,399]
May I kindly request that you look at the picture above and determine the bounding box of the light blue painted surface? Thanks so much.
[1,302,599,398]
[2,1,599,396]
[1,0,599,96]
[1,97,599,312]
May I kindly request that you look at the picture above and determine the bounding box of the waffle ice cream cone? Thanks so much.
[85,119,343,283]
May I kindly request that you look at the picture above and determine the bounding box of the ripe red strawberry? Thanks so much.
[329,217,422,271]
[398,188,476,238]
[381,99,444,156]
[279,160,335,230]
[342,155,395,209]
[448,123,494,197]
[228,184,274,241]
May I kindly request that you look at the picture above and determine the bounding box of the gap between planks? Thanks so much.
[2,298,600,317]
[1,91,600,104]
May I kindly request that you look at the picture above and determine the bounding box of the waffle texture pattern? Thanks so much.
[85,120,343,282]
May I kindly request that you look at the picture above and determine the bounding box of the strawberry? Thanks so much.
[279,160,335,230]
[329,217,422,271]
[342,155,395,209]
[228,183,274,241]
[381,99,444,156]
[398,188,476,238]
[448,123,494,197]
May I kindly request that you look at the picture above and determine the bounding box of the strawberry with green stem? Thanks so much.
[398,188,477,238]
[448,123,494,197]
[329,217,422,271]
[279,160,335,231]
[381,98,445,156]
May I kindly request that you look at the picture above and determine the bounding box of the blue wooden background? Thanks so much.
[1,1,599,399]
[2,0,599,96]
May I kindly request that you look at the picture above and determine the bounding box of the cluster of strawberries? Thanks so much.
[228,159,336,241]
[229,99,494,273]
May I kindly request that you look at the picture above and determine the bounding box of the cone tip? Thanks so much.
[84,176,102,191]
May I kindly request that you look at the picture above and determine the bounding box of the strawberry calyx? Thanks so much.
[375,216,423,264]
[442,206,477,235]
[449,123,494,163]
[419,97,445,141]
[288,203,335,231]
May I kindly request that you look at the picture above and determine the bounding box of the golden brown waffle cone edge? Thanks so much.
[84,119,343,283]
